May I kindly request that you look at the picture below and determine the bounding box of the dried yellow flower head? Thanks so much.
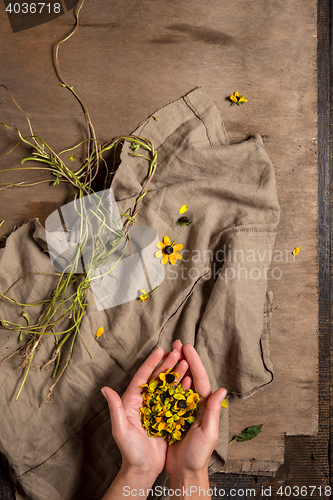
[229,91,248,106]
[140,369,200,444]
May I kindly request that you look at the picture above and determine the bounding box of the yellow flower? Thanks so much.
[139,289,149,302]
[229,91,248,106]
[155,236,183,265]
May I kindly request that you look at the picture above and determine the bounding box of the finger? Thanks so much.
[149,349,180,380]
[126,347,165,396]
[200,388,227,437]
[101,386,127,437]
[180,375,192,391]
[172,339,184,359]
[182,344,212,398]
[174,359,189,383]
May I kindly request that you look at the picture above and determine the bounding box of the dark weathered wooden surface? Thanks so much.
[0,0,328,498]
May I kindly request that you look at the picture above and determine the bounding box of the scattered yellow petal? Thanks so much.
[179,204,188,214]
[96,327,104,338]
[221,399,228,409]
[292,246,301,256]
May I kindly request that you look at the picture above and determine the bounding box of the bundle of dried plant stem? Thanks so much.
[0,0,158,404]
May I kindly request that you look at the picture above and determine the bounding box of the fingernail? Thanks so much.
[220,389,227,401]
[101,388,107,399]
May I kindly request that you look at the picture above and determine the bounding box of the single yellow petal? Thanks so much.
[169,253,177,265]
[163,236,171,246]
[179,204,188,214]
[174,394,186,400]
[292,246,301,256]
[173,252,182,261]
[156,241,165,250]
[149,380,159,390]
[155,250,163,258]
[221,399,228,408]
[96,327,104,338]
[162,254,169,265]
[173,244,183,252]
[239,96,248,103]
[230,95,237,102]
[234,91,239,97]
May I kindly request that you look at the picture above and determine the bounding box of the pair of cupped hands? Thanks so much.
[101,340,227,498]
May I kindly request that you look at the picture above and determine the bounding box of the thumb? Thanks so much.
[101,386,127,438]
[200,388,227,438]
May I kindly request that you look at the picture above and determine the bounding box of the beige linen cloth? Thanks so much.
[0,88,280,499]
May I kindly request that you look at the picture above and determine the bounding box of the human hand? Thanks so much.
[165,341,227,480]
[101,347,189,484]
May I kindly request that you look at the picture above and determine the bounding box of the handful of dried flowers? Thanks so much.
[140,369,200,445]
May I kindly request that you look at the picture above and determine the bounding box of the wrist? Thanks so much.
[168,468,210,499]
[102,464,158,500]
[119,462,158,487]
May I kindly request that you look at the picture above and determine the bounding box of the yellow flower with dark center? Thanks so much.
[155,236,183,265]
[229,91,248,106]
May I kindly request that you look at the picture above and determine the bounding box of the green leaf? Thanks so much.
[230,424,263,444]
